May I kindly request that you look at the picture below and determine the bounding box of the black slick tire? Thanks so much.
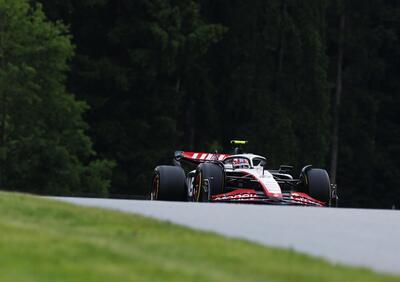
[193,163,224,202]
[151,165,186,201]
[306,168,331,203]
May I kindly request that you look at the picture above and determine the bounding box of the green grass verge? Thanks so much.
[0,191,398,282]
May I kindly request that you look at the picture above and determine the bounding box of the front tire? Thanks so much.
[193,163,224,202]
[305,168,331,203]
[151,166,186,201]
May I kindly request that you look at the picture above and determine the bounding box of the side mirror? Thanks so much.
[224,164,233,170]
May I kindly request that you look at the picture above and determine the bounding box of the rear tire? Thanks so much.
[193,163,224,202]
[306,168,331,203]
[151,166,186,201]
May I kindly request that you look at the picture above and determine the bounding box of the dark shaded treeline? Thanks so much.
[34,0,400,208]
[0,0,115,196]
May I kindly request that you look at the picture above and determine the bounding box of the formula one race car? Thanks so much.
[151,141,338,207]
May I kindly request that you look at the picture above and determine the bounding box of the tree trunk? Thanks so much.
[0,91,5,188]
[330,12,345,184]
[179,74,195,151]
[185,97,195,150]
[273,0,287,93]
[0,27,6,188]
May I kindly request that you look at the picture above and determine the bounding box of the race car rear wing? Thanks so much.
[174,151,230,166]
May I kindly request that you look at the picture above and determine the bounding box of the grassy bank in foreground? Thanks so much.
[0,192,398,282]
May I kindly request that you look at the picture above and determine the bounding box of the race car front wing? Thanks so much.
[210,189,336,207]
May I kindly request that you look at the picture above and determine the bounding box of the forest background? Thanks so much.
[1,0,399,208]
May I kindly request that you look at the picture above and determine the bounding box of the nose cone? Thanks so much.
[269,192,283,199]
[259,170,282,198]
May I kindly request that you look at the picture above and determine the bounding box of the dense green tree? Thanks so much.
[200,0,330,168]
[35,0,400,208]
[0,0,113,195]
[38,0,226,194]
[330,0,400,208]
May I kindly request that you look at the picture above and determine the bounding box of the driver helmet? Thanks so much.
[232,158,250,169]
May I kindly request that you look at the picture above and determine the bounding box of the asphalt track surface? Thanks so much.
[53,197,400,274]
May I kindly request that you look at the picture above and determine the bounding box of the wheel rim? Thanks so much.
[194,172,202,202]
[151,174,159,200]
